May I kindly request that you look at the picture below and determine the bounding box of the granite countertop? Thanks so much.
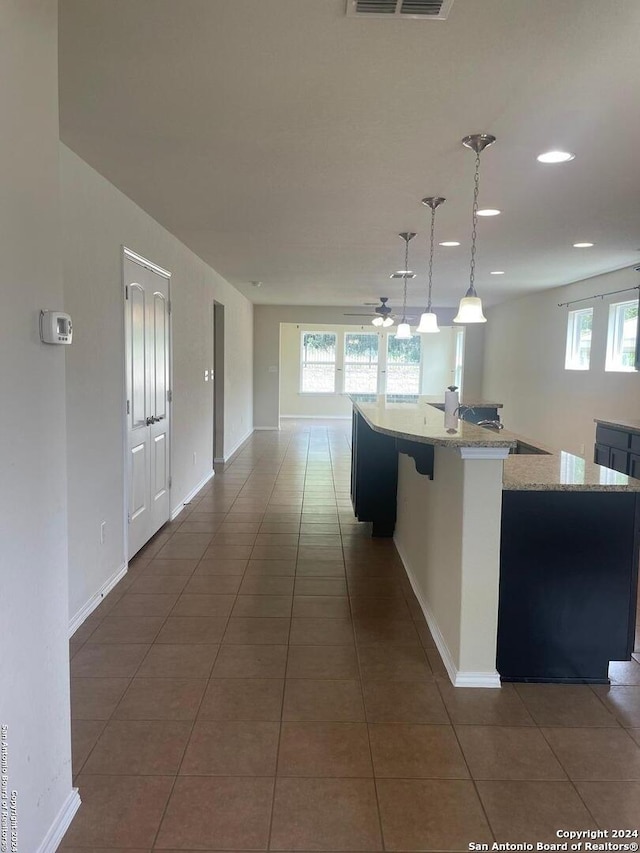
[352,396,515,449]
[349,393,503,408]
[594,417,640,436]
[351,396,640,492]
[503,451,640,492]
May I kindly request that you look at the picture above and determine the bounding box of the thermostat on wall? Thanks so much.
[40,310,73,345]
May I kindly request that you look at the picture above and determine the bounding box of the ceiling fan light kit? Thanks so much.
[343,295,396,326]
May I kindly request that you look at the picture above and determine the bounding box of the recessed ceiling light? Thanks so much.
[439,241,460,247]
[490,270,505,275]
[573,242,594,248]
[537,150,576,164]
[477,209,501,217]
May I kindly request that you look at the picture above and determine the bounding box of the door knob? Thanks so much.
[146,416,154,426]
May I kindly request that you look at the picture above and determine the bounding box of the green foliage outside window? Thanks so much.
[388,334,421,364]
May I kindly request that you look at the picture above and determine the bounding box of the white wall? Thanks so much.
[420,326,461,395]
[61,145,253,624]
[395,450,504,686]
[482,266,640,454]
[255,305,484,428]
[0,2,77,850]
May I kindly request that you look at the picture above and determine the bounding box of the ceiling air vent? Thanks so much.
[346,0,454,19]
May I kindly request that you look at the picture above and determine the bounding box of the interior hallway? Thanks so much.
[63,421,640,850]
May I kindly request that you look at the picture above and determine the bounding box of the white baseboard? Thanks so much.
[171,469,215,519]
[220,427,254,462]
[453,670,501,688]
[279,415,351,420]
[37,787,81,853]
[69,562,127,638]
[394,538,501,689]
[253,425,280,431]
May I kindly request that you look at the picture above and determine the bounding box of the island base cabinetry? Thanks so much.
[351,411,397,536]
[498,490,640,683]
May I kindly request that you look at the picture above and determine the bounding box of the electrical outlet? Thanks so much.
[579,443,585,456]
[193,451,197,466]
[100,521,106,545]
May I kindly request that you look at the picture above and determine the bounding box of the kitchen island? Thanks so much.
[351,396,640,687]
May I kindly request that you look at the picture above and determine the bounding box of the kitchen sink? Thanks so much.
[509,440,551,455]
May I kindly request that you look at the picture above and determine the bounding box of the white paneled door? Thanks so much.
[124,253,171,559]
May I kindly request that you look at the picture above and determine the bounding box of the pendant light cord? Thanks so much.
[402,236,409,322]
[469,150,481,295]
[427,206,435,311]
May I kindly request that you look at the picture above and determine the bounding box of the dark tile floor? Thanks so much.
[62,420,640,851]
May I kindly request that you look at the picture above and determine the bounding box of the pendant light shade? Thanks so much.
[391,232,416,339]
[454,133,495,324]
[418,196,445,334]
[453,288,487,323]
[416,311,440,333]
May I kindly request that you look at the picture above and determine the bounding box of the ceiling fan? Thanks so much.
[344,297,416,327]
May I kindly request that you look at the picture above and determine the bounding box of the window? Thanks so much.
[605,299,638,372]
[300,332,337,392]
[344,333,379,393]
[565,308,593,370]
[387,334,421,394]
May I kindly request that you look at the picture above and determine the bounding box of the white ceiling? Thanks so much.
[59,0,640,309]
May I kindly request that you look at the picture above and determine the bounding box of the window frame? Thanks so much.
[343,331,381,395]
[385,332,423,395]
[605,298,638,373]
[299,330,338,395]
[564,307,593,371]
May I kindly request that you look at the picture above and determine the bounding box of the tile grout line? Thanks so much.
[150,427,294,850]
[72,519,205,779]
[67,423,640,849]
[72,448,254,826]
[266,429,307,852]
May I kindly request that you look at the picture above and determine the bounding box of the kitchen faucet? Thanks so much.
[454,404,475,421]
[477,418,504,430]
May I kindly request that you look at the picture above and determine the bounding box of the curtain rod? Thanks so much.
[558,280,640,309]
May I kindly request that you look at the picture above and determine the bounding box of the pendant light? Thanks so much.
[391,232,416,339]
[453,133,495,324]
[417,196,445,333]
